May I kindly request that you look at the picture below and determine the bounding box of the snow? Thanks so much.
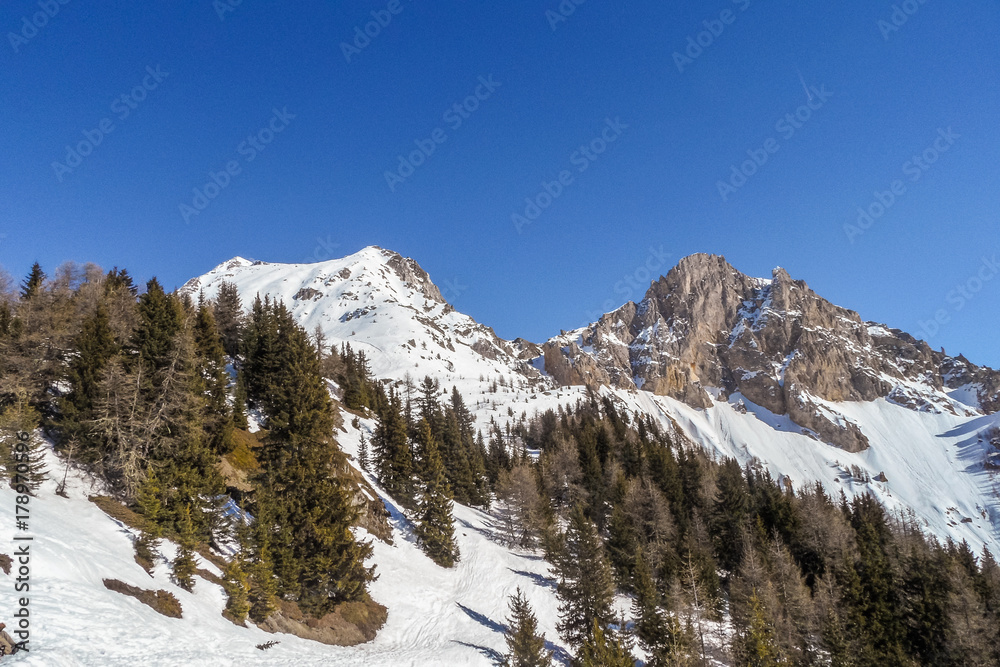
[183,250,1000,559]
[618,389,1000,556]
[866,323,894,338]
[1,430,583,666]
[77,248,997,664]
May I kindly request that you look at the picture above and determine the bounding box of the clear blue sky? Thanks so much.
[2,0,998,365]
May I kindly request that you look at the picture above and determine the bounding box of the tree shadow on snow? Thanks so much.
[508,568,557,591]
[379,494,420,547]
[548,641,573,666]
[455,516,502,544]
[453,640,504,663]
[456,602,571,666]
[457,602,507,634]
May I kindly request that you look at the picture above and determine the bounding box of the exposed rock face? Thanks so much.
[383,248,445,304]
[545,253,1000,452]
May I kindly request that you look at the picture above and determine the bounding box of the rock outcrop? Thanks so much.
[545,253,1000,452]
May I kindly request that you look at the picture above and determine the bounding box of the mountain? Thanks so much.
[544,253,1000,452]
[5,248,999,666]
[180,247,544,386]
[183,248,1000,559]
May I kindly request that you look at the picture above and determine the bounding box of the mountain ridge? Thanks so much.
[183,247,1000,454]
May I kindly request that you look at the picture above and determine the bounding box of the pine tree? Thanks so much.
[373,391,414,506]
[193,303,235,454]
[554,504,616,648]
[0,397,47,493]
[247,493,279,623]
[134,468,164,572]
[736,588,786,667]
[358,431,369,472]
[59,302,118,447]
[576,617,635,667]
[413,418,460,568]
[711,457,749,574]
[251,301,375,614]
[502,588,552,667]
[223,554,252,624]
[19,262,45,300]
[232,370,249,430]
[172,505,198,591]
[213,281,244,359]
[439,406,475,504]
[632,547,679,666]
[135,278,182,373]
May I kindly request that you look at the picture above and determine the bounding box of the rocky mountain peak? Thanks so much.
[542,254,1000,452]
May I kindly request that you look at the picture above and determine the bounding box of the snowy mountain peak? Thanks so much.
[181,247,545,387]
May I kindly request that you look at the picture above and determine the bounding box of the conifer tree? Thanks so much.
[134,468,163,572]
[252,301,374,614]
[358,431,369,472]
[232,370,249,430]
[60,302,118,446]
[711,458,749,574]
[193,303,235,454]
[213,281,244,359]
[135,278,182,373]
[0,397,47,492]
[413,418,460,567]
[373,391,414,506]
[223,554,252,625]
[554,504,616,648]
[735,589,785,667]
[20,262,45,300]
[172,505,198,591]
[632,547,681,667]
[576,617,635,667]
[502,588,553,667]
[247,493,279,623]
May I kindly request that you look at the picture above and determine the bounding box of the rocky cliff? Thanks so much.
[544,254,1000,452]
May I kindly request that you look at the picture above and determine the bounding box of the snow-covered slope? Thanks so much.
[614,389,1000,557]
[179,247,544,387]
[5,248,1000,665]
[180,248,1000,557]
[0,427,583,666]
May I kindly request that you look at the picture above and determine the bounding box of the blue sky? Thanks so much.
[2,0,998,364]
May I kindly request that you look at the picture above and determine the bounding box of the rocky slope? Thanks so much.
[543,253,1000,451]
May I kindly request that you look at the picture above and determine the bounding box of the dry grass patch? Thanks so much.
[103,578,183,618]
